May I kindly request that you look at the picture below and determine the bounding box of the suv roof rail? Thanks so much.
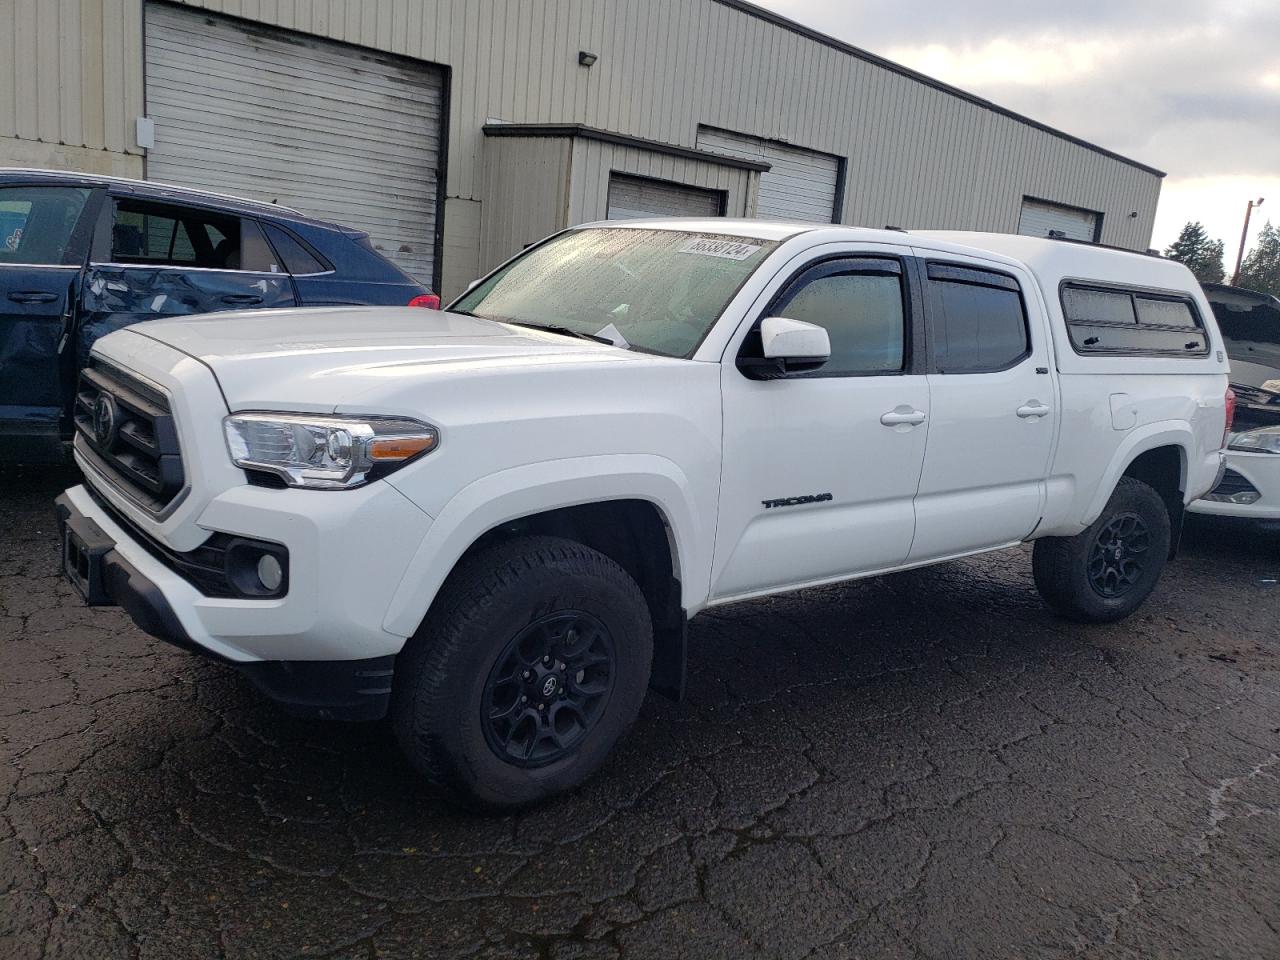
[2,167,303,215]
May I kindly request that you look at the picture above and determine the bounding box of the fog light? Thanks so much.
[223,538,289,598]
[1204,490,1262,505]
[257,553,284,592]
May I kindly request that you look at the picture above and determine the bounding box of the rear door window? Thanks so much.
[109,199,279,272]
[925,263,1030,373]
[238,219,282,273]
[0,185,94,265]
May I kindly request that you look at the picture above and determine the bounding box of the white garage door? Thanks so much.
[1017,199,1100,243]
[697,128,840,223]
[606,175,723,220]
[144,3,443,284]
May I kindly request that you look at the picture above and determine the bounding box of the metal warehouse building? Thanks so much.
[1,0,1164,298]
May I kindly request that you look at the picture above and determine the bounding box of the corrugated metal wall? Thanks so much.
[479,133,756,272]
[1,0,1163,293]
[567,138,756,227]
[696,127,840,223]
[480,136,571,270]
[1,0,145,174]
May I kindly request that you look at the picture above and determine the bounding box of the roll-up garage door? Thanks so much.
[696,128,840,223]
[1017,199,1100,243]
[144,3,443,285]
[606,175,723,220]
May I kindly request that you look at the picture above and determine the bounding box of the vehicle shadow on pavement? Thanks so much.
[1182,513,1280,567]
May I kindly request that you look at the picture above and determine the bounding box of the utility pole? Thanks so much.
[1232,197,1265,285]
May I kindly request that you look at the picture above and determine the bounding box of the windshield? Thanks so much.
[452,228,778,358]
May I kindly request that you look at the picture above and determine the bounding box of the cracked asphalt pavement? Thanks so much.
[2,463,1278,959]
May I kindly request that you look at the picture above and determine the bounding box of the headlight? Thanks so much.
[224,413,438,488]
[1228,426,1280,455]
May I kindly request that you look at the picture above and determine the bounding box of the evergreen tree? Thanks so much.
[1237,221,1280,297]
[1164,221,1226,284]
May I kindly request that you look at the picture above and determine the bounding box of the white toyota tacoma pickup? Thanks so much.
[56,220,1232,808]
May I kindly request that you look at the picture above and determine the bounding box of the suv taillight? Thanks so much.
[1223,386,1236,447]
[408,294,440,309]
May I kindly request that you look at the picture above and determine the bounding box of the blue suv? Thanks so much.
[0,169,432,462]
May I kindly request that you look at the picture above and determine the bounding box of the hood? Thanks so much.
[123,306,640,410]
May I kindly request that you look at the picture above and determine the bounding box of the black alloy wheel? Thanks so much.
[1032,477,1171,624]
[481,611,616,767]
[1086,512,1151,598]
[391,534,654,809]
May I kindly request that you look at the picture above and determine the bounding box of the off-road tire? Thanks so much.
[1032,477,1172,624]
[391,535,653,810]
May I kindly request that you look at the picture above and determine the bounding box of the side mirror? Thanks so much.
[739,316,831,379]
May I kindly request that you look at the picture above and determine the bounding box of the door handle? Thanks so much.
[221,294,263,305]
[1016,401,1051,419]
[880,408,927,427]
[8,291,58,304]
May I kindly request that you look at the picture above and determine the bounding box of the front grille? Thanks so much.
[83,484,252,599]
[74,359,185,513]
[87,483,290,599]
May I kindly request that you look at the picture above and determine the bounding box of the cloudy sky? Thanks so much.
[756,0,1279,261]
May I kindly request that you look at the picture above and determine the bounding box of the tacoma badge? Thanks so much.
[762,493,833,509]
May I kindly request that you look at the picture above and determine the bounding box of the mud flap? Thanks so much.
[1168,499,1185,559]
[648,609,688,702]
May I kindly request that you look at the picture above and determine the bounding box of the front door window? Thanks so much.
[713,250,930,599]
[0,185,93,266]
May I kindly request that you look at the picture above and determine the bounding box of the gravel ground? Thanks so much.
[2,462,1278,960]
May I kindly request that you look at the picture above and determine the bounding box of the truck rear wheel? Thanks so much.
[1032,477,1172,623]
[391,535,653,810]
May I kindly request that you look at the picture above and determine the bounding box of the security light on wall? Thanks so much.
[578,50,598,67]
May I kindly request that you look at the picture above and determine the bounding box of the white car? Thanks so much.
[1190,283,1280,521]
[56,220,1231,807]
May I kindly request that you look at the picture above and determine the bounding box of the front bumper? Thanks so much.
[56,470,434,714]
[55,491,408,721]
[1188,449,1280,520]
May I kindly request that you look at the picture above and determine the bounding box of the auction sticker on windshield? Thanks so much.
[679,237,763,260]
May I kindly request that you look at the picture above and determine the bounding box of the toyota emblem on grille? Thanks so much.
[92,394,118,447]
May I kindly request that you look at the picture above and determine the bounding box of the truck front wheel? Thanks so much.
[1032,477,1172,623]
[391,535,653,809]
